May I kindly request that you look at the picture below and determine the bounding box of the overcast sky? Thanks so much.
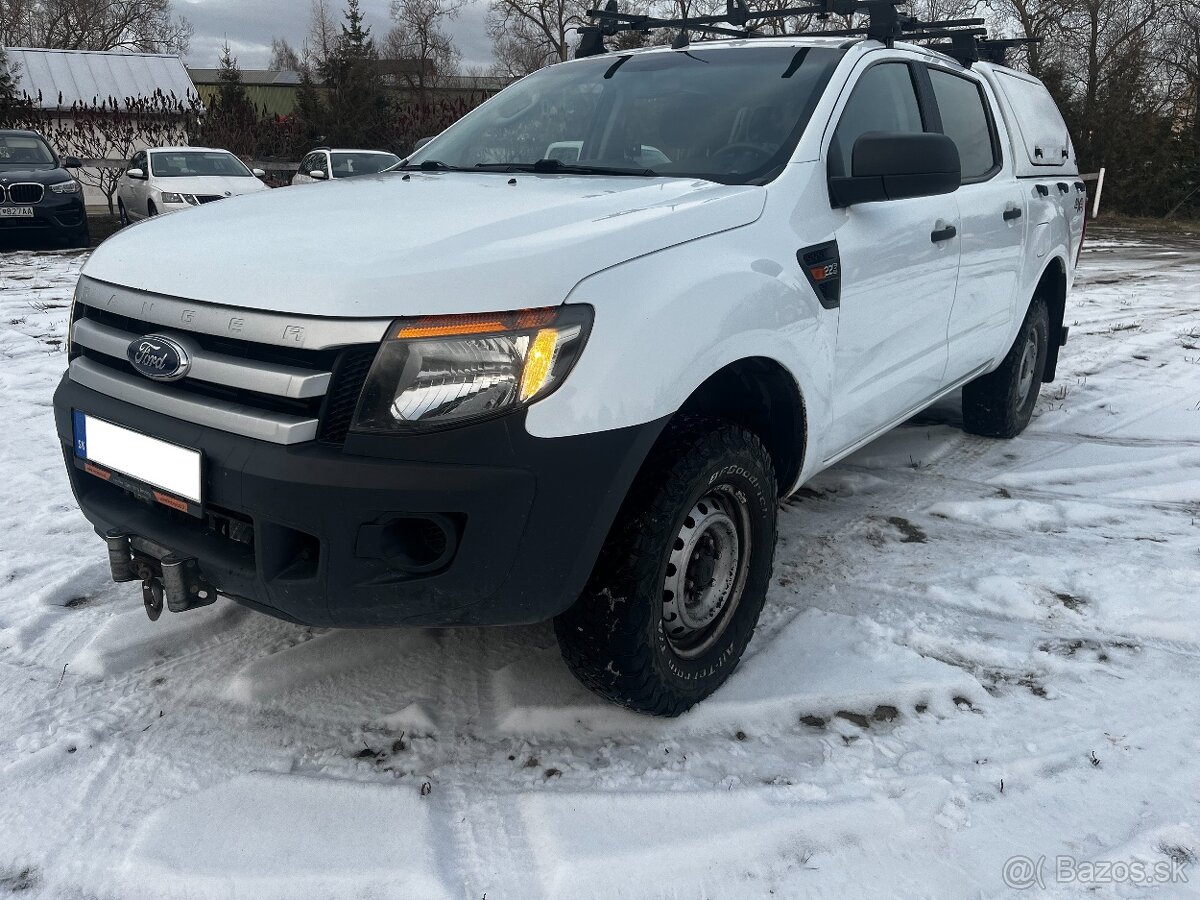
[178,0,496,72]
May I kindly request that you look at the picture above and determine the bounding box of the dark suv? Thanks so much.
[0,130,89,247]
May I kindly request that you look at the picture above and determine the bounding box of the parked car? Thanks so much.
[544,140,671,169]
[291,148,403,185]
[55,28,1082,716]
[0,129,88,247]
[116,148,269,225]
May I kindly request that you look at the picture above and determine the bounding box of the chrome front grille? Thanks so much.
[4,183,45,204]
[69,277,389,445]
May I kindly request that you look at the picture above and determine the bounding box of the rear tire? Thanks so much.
[118,200,129,227]
[962,297,1049,439]
[555,415,778,716]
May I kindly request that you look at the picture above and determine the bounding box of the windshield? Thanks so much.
[0,133,56,168]
[332,152,402,177]
[150,151,253,178]
[408,46,843,184]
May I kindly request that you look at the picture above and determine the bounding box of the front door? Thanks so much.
[824,60,961,459]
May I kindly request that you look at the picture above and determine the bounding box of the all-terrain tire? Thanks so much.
[554,415,778,716]
[962,297,1050,439]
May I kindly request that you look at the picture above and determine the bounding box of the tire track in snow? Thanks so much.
[431,628,545,900]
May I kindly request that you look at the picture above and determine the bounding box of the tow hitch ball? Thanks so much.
[104,530,217,621]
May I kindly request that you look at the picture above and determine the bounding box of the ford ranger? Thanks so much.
[52,6,1083,715]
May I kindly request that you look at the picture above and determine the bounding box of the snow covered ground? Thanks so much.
[0,231,1198,899]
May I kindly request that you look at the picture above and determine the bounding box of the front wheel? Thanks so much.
[118,199,130,227]
[555,416,778,716]
[962,297,1049,439]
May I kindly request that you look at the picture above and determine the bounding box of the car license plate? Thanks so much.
[0,206,34,218]
[72,412,203,516]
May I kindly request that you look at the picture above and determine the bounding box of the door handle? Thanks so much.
[1003,205,1023,221]
[931,223,957,243]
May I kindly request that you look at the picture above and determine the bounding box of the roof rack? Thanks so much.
[925,33,1041,66]
[575,0,1025,65]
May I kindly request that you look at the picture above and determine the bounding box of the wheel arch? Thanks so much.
[1033,256,1068,383]
[673,356,808,495]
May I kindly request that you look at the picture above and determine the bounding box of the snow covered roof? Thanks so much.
[3,47,197,109]
[188,68,306,87]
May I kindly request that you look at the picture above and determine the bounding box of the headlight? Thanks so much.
[352,305,593,432]
[49,179,80,194]
[160,192,198,205]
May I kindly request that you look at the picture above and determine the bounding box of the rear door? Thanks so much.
[823,58,961,459]
[923,64,1025,382]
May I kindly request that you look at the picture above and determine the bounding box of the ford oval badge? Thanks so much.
[127,335,190,382]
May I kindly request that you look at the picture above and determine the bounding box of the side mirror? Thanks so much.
[309,170,327,180]
[252,168,266,178]
[413,136,435,151]
[126,167,146,180]
[830,132,960,208]
[63,156,83,169]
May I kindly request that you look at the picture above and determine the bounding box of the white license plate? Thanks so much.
[0,206,34,218]
[73,412,202,509]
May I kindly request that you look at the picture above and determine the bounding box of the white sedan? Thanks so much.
[117,147,269,225]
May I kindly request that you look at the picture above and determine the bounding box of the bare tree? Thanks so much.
[1159,0,1200,145]
[386,0,462,102]
[0,0,192,54]
[308,0,341,69]
[486,0,590,73]
[269,37,304,71]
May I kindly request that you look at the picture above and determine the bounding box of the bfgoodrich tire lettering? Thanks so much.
[554,415,778,716]
[962,297,1050,439]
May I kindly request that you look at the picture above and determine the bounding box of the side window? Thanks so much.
[318,152,332,177]
[829,63,924,177]
[928,69,998,181]
[299,153,316,175]
[130,151,146,172]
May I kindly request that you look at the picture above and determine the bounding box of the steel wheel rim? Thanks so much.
[662,488,752,659]
[1017,332,1038,404]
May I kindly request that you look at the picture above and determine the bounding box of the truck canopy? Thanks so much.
[987,67,1077,177]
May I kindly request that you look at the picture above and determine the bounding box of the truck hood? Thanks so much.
[84,172,766,317]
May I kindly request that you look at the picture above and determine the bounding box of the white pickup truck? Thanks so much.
[54,26,1083,715]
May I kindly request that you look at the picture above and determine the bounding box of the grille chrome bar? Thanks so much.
[72,318,333,400]
[75,276,392,350]
[69,357,319,444]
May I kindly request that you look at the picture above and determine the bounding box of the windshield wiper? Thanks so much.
[474,159,657,177]
[396,159,474,172]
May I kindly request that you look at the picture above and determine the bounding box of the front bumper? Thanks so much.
[54,374,665,627]
[0,195,86,236]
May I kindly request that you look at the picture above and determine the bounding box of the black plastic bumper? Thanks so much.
[0,196,87,238]
[53,374,666,627]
